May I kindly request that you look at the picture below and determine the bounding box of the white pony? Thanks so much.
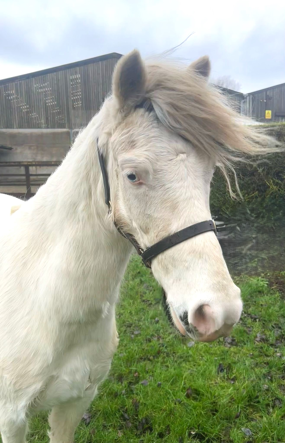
[0,51,278,443]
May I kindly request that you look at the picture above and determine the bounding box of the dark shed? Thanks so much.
[242,83,285,123]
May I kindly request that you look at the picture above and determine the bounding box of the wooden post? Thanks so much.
[24,165,31,197]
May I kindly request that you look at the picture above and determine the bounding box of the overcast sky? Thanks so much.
[1,0,284,92]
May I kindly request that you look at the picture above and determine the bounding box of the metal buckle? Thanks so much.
[142,257,152,269]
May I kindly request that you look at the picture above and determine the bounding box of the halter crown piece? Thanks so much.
[97,141,217,268]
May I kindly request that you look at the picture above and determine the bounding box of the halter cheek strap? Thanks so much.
[97,144,146,256]
[97,143,217,268]
[97,142,111,208]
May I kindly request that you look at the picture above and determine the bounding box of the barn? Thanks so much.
[0,53,121,197]
[242,83,285,123]
[1,51,282,197]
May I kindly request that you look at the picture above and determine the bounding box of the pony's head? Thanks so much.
[95,50,279,342]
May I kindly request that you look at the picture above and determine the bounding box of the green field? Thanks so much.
[28,256,285,443]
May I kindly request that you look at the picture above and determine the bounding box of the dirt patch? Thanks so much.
[266,272,285,298]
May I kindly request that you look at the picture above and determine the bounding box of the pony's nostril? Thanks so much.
[179,311,190,326]
[195,305,208,320]
[192,304,216,336]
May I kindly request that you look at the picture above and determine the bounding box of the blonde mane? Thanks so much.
[141,61,281,194]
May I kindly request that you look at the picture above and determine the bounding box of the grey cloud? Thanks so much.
[0,2,284,93]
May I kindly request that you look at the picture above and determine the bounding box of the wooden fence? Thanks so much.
[0,129,70,195]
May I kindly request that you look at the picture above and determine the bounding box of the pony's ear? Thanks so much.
[189,56,211,79]
[113,50,146,109]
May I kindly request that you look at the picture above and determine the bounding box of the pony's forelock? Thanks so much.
[135,61,282,196]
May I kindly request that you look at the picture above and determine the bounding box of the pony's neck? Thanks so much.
[30,116,132,311]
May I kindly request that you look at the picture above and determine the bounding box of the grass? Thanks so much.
[258,122,285,127]
[27,258,285,442]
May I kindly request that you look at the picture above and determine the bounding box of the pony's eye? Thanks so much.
[127,173,138,183]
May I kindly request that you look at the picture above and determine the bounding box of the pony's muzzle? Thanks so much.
[167,294,242,342]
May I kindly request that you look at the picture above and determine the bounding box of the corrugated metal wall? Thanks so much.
[244,83,285,122]
[0,54,120,130]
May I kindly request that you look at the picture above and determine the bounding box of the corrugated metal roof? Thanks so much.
[0,52,122,85]
[247,82,285,95]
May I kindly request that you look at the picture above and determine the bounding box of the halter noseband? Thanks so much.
[97,143,217,268]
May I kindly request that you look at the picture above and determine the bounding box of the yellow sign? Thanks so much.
[265,110,272,119]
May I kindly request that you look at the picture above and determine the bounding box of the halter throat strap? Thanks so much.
[97,143,217,268]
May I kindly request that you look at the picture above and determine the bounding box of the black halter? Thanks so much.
[97,143,217,268]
